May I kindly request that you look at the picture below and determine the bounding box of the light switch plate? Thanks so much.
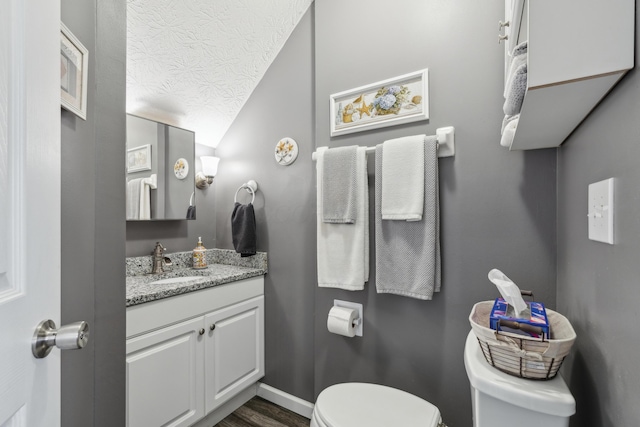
[588,178,614,244]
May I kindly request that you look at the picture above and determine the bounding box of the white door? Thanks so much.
[0,0,62,426]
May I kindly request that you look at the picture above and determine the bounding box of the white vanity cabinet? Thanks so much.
[127,317,205,427]
[126,276,264,427]
[204,296,264,413]
[503,0,634,150]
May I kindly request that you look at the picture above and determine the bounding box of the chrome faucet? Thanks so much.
[151,242,170,274]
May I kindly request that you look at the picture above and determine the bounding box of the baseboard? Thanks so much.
[257,382,315,419]
[191,384,258,427]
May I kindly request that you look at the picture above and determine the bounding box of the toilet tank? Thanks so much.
[463,331,575,427]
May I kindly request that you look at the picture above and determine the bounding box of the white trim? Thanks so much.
[257,382,315,419]
[191,383,257,427]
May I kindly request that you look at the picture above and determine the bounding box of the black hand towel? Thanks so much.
[231,202,256,257]
[186,205,196,219]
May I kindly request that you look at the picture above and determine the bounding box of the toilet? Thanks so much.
[311,382,442,427]
[464,330,576,426]
[311,331,576,427]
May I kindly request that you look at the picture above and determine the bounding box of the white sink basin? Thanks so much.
[149,276,203,285]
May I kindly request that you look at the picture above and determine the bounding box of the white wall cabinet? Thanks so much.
[126,277,265,427]
[503,0,634,150]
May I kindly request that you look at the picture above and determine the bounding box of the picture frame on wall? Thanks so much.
[330,69,429,137]
[127,144,152,173]
[60,22,88,120]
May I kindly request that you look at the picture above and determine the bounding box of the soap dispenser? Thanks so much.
[193,236,207,269]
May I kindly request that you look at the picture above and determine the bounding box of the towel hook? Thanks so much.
[234,180,258,204]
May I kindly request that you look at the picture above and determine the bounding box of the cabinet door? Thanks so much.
[204,296,265,413]
[126,317,204,427]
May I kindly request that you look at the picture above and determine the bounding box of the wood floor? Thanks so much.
[214,397,310,427]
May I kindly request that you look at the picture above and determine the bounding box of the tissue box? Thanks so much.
[490,297,550,339]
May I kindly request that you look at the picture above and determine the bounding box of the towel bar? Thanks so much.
[311,126,454,160]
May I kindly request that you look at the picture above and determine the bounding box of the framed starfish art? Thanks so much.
[329,69,429,137]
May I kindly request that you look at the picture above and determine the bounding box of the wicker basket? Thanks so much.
[469,301,576,380]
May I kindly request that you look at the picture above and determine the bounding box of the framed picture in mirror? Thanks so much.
[127,144,152,173]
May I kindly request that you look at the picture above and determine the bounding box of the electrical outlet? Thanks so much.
[588,178,614,244]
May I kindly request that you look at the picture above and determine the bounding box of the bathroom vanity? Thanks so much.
[125,250,267,427]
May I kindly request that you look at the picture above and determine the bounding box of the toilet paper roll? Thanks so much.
[327,306,357,337]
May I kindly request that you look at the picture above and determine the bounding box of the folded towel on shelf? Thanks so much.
[503,63,527,116]
[381,135,425,221]
[501,116,519,148]
[502,42,528,98]
[503,51,528,99]
[501,114,519,135]
[511,41,528,57]
[231,202,256,257]
[316,146,369,290]
[322,146,358,224]
[375,136,441,300]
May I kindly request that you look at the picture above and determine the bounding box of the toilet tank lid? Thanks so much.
[463,331,576,417]
[315,383,441,427]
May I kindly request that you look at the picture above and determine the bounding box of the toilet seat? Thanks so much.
[312,383,441,427]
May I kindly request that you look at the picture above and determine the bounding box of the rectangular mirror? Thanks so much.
[126,114,196,221]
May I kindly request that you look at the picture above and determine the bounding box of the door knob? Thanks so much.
[32,319,89,359]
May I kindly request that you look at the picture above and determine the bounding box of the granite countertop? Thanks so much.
[126,249,267,307]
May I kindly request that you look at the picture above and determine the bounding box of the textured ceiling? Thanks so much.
[126,0,312,147]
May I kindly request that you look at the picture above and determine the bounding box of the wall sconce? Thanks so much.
[195,156,220,189]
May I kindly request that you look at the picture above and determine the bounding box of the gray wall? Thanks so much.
[61,2,96,424]
[125,143,217,256]
[215,1,557,424]
[313,2,556,426]
[215,9,316,402]
[557,8,640,426]
[61,0,126,426]
[165,126,196,219]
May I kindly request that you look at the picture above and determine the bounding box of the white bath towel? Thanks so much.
[381,135,425,221]
[501,114,519,135]
[375,137,441,300]
[500,116,519,148]
[139,174,157,220]
[126,178,143,220]
[317,146,369,290]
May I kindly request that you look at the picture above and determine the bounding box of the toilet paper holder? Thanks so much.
[334,299,363,337]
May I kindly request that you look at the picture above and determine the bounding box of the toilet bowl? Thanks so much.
[464,330,576,427]
[310,382,442,427]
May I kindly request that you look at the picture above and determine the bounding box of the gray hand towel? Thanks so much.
[231,202,256,257]
[375,136,441,300]
[322,146,358,224]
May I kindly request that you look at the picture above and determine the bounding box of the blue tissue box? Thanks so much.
[490,297,550,339]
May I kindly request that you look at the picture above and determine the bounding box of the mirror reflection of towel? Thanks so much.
[231,202,256,257]
[126,178,143,220]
